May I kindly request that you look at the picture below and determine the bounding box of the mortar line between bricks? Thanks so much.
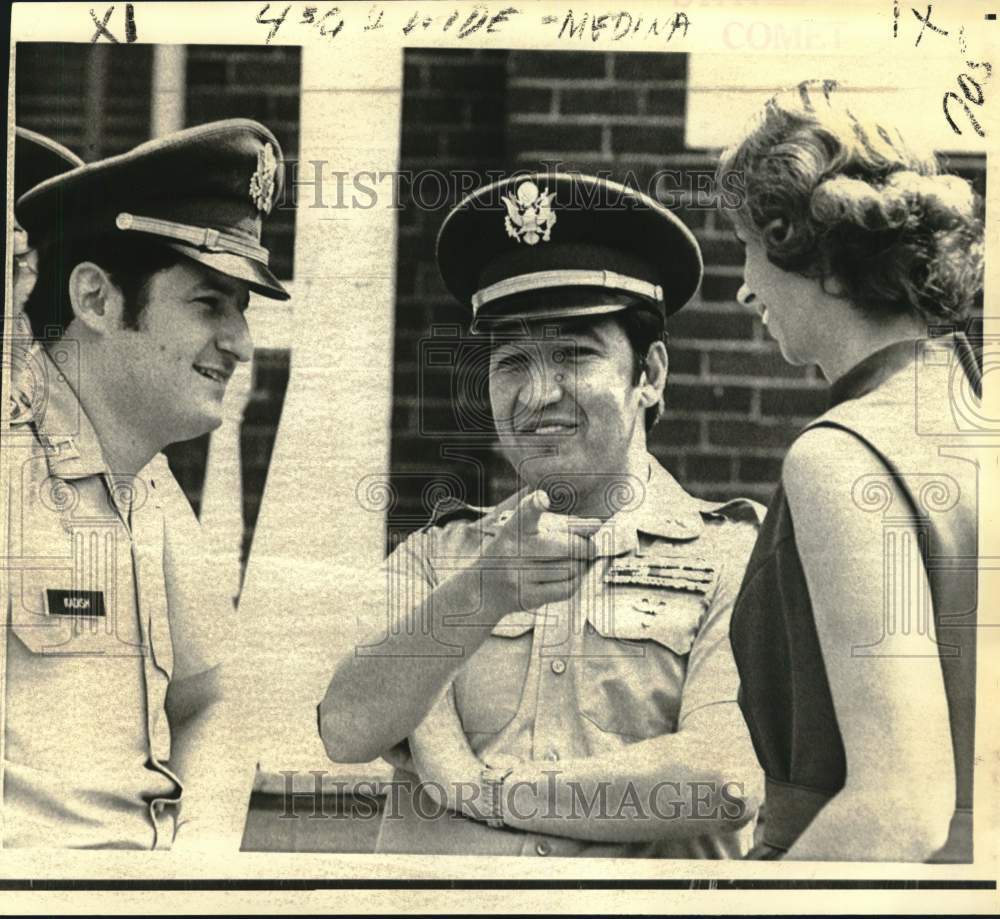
[512,114,686,127]
[666,340,784,353]
[699,379,827,390]
[672,375,826,389]
[507,80,657,90]
[515,150,618,160]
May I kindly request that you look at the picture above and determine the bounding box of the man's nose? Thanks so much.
[515,354,565,415]
[218,307,254,363]
[539,353,569,402]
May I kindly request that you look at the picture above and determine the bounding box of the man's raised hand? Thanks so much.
[475,489,596,616]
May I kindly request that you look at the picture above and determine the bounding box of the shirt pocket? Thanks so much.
[9,615,74,655]
[453,612,535,736]
[9,571,115,656]
[576,586,706,741]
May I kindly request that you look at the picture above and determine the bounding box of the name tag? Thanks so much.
[45,589,107,617]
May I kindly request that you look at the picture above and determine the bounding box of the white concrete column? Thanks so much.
[150,44,186,137]
[235,48,402,779]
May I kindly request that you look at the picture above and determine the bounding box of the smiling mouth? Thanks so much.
[517,421,577,435]
[194,365,230,384]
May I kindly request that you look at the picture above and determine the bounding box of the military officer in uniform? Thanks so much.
[320,173,765,857]
[2,119,289,849]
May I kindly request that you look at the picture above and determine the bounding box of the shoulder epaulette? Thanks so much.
[8,391,37,426]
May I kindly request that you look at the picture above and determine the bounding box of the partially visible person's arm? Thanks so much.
[781,428,955,861]
[319,490,596,763]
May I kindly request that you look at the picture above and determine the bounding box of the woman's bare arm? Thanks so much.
[781,427,955,861]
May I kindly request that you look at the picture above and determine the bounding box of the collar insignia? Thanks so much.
[503,180,557,245]
[8,343,45,426]
[249,143,278,214]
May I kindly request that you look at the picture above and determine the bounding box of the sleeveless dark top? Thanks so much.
[730,334,979,862]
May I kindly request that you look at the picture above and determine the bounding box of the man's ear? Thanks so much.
[638,340,668,407]
[67,262,124,334]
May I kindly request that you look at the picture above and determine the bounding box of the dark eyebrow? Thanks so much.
[561,320,615,350]
[190,282,251,311]
[571,326,604,344]
[554,318,599,337]
[489,335,533,361]
[491,341,531,362]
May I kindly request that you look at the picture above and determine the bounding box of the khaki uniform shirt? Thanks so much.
[2,343,228,848]
[376,459,763,858]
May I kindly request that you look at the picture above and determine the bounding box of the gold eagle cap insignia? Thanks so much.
[249,142,278,214]
[503,180,557,245]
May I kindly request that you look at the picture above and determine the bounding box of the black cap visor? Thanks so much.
[472,287,662,334]
[164,242,290,301]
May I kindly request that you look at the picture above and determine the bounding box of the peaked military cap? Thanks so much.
[436,172,702,332]
[17,119,289,301]
[14,127,84,202]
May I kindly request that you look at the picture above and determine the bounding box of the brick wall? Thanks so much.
[16,43,153,158]
[240,348,291,558]
[388,50,509,531]
[388,49,987,535]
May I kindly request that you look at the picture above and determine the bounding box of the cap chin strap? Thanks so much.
[115,212,270,264]
[471,269,662,315]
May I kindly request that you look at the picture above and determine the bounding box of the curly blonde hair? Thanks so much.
[716,80,984,322]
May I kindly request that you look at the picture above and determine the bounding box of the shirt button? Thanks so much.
[550,659,566,675]
[535,840,551,856]
[545,750,560,762]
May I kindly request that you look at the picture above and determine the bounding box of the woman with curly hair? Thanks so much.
[718,80,982,861]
